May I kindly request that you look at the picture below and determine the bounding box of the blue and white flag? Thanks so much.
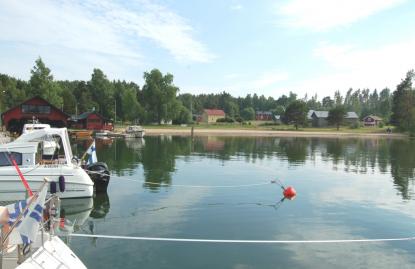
[87,140,97,165]
[6,186,47,245]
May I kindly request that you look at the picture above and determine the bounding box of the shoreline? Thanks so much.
[144,128,407,139]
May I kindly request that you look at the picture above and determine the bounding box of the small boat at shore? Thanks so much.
[69,130,93,139]
[0,128,94,199]
[124,125,145,138]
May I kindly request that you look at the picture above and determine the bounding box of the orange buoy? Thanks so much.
[283,186,297,200]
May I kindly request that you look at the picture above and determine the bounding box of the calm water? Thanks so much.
[65,136,415,269]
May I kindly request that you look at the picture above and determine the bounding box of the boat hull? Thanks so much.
[0,165,94,200]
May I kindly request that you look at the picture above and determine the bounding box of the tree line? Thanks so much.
[0,58,413,132]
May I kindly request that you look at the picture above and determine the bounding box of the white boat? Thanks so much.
[0,128,94,199]
[1,190,87,268]
[22,123,51,134]
[95,131,109,137]
[125,125,145,138]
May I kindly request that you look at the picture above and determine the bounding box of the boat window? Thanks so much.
[0,152,23,166]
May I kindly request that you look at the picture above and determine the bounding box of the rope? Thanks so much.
[69,233,415,244]
[86,169,275,188]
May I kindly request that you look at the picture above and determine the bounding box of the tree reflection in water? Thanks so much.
[79,136,415,200]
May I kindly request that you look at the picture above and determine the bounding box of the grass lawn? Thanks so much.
[114,121,395,134]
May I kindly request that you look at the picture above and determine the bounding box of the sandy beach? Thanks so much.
[144,128,407,139]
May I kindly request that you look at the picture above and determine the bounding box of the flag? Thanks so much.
[87,139,97,165]
[6,186,47,245]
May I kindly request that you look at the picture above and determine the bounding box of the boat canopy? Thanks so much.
[14,128,74,163]
[0,141,39,154]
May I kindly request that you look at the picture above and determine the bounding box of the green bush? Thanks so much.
[378,122,384,128]
[350,121,361,129]
[216,117,235,123]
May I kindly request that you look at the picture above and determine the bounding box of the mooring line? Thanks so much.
[69,233,415,244]
[87,170,274,188]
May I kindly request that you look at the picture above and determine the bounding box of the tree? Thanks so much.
[61,88,76,114]
[328,106,346,130]
[29,58,62,106]
[283,100,307,130]
[322,96,334,109]
[88,69,114,118]
[241,107,255,120]
[142,69,179,124]
[122,87,144,122]
[391,70,415,131]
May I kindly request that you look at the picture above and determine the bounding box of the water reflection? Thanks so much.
[74,136,415,200]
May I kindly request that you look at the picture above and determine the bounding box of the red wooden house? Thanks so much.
[255,111,273,121]
[70,111,113,131]
[1,96,69,133]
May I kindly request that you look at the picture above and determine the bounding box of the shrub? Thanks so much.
[378,122,384,128]
[350,121,361,129]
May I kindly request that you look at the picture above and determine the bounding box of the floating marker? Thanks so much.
[283,186,296,200]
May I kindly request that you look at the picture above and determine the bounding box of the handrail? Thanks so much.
[1,179,48,246]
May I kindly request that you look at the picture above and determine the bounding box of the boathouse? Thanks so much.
[70,111,113,131]
[1,96,69,133]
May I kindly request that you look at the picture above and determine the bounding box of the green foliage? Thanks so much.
[350,121,361,129]
[88,69,114,119]
[391,70,415,131]
[216,117,234,123]
[378,122,384,128]
[29,57,62,107]
[328,106,346,130]
[283,100,307,130]
[142,69,179,124]
[241,107,255,120]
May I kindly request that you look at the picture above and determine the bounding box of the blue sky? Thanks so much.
[1,0,415,98]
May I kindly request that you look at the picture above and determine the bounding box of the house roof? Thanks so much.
[312,110,359,119]
[256,111,273,115]
[71,111,110,121]
[1,95,70,118]
[204,109,225,116]
[363,115,382,121]
[312,111,329,118]
[345,112,359,119]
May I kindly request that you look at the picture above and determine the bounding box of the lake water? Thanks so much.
[67,136,415,269]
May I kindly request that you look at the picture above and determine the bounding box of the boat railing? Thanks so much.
[0,180,61,268]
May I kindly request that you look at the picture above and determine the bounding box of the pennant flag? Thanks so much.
[87,140,97,165]
[6,186,47,245]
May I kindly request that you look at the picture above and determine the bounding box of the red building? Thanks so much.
[255,111,273,121]
[70,111,113,131]
[1,96,69,133]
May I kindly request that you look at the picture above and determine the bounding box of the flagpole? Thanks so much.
[81,140,95,162]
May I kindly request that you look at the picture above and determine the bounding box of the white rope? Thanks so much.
[86,170,273,188]
[69,233,415,244]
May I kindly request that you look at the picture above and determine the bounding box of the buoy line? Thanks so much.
[86,170,274,188]
[69,233,415,244]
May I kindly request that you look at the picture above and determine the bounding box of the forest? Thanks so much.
[0,58,414,132]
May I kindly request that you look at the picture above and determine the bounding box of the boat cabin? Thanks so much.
[10,128,74,165]
[22,123,51,134]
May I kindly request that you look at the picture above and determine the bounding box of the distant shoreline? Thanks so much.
[144,128,407,139]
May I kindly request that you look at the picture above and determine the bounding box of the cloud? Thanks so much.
[103,1,215,63]
[276,0,406,31]
[230,4,243,11]
[293,39,415,96]
[0,0,214,81]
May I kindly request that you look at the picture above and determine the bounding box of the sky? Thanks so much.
[1,0,415,99]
